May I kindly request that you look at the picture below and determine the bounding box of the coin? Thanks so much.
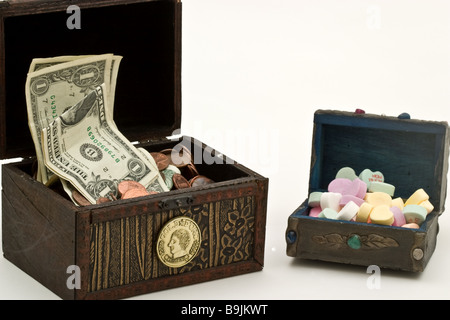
[118,180,147,197]
[96,197,112,204]
[121,188,150,200]
[72,189,91,206]
[161,164,181,190]
[150,152,170,171]
[172,173,190,189]
[189,175,214,188]
[181,163,199,180]
[160,147,192,168]
[157,216,201,268]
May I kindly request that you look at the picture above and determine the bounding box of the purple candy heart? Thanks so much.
[391,206,406,227]
[328,178,352,194]
[339,194,365,207]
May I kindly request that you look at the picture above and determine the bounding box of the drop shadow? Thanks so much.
[288,257,423,280]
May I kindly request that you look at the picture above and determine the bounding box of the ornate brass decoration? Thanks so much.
[88,196,255,293]
[312,233,399,249]
[156,217,201,268]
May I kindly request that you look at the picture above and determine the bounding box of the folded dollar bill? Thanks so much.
[41,84,167,204]
[26,54,122,184]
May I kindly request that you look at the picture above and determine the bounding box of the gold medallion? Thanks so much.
[157,216,201,268]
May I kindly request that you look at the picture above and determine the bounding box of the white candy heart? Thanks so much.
[320,192,342,212]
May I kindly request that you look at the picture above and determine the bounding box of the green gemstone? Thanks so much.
[347,235,361,249]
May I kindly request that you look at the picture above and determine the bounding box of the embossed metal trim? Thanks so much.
[312,233,399,249]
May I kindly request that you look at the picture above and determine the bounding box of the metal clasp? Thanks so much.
[158,196,194,210]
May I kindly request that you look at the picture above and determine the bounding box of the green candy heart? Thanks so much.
[359,169,384,188]
[335,167,358,180]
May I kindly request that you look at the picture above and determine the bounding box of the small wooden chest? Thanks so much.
[0,0,268,299]
[286,109,449,272]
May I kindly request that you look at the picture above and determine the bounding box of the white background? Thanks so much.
[1,0,450,300]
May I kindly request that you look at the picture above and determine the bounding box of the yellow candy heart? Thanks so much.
[404,188,429,206]
[365,192,392,207]
[420,200,434,214]
[391,197,405,210]
[370,205,394,226]
[355,202,374,223]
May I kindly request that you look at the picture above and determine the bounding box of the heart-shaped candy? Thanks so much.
[403,205,427,226]
[365,192,392,207]
[391,206,406,227]
[328,178,352,194]
[318,208,338,220]
[339,194,365,207]
[355,202,374,223]
[335,167,358,181]
[368,181,395,197]
[370,205,394,226]
[320,192,342,212]
[309,206,322,217]
[359,169,384,188]
[336,201,359,221]
[328,178,367,199]
[344,178,367,199]
[308,192,322,207]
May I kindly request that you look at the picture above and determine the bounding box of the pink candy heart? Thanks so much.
[328,178,367,199]
[340,194,365,207]
[309,206,322,217]
[328,178,352,194]
[391,206,406,227]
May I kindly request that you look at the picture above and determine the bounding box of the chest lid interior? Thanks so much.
[0,0,181,160]
[309,110,450,214]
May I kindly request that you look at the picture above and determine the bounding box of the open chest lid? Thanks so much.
[0,0,181,160]
[309,109,450,214]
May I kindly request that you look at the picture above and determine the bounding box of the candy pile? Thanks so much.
[308,167,434,229]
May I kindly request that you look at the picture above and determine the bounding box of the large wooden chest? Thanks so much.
[286,109,449,272]
[0,0,268,299]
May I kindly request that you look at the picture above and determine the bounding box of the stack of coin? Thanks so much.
[151,146,215,191]
[71,146,215,206]
[94,180,158,204]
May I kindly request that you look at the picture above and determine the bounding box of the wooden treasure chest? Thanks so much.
[286,109,449,272]
[0,0,268,299]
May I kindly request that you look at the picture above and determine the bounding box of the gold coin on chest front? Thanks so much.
[157,216,201,268]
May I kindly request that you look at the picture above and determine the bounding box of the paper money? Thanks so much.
[29,54,122,113]
[26,54,122,184]
[137,147,170,193]
[41,84,161,204]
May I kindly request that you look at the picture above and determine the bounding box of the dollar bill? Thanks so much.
[60,148,168,206]
[41,84,161,204]
[28,54,122,113]
[137,148,170,193]
[26,54,122,184]
[28,55,92,72]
